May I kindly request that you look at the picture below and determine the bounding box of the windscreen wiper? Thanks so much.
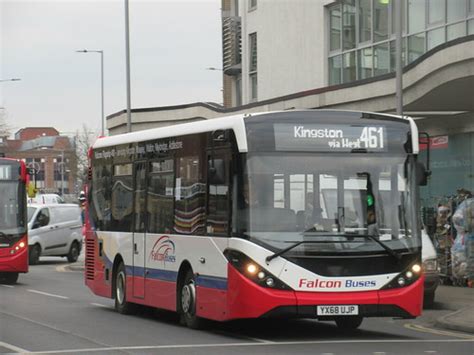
[346,233,402,262]
[265,235,354,263]
[266,241,313,263]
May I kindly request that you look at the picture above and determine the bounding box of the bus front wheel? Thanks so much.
[114,262,136,315]
[179,270,204,329]
[0,272,19,285]
[335,316,363,330]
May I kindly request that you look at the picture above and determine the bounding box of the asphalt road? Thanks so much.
[1,255,473,355]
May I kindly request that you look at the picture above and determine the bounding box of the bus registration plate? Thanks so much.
[317,305,358,316]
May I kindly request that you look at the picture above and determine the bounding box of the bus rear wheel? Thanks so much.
[114,262,136,315]
[0,272,19,285]
[179,269,204,329]
[335,316,363,330]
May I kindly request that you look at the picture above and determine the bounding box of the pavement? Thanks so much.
[434,284,474,334]
[65,258,474,334]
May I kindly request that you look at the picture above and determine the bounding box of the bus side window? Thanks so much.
[207,153,231,236]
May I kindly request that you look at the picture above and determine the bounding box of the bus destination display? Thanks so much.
[274,124,388,152]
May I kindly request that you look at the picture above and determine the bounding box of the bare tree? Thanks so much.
[74,124,97,191]
[0,109,11,137]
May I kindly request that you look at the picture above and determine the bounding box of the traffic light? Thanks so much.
[367,194,374,207]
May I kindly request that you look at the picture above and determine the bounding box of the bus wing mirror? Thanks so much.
[416,161,430,186]
[208,159,225,185]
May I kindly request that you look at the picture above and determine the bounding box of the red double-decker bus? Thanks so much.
[0,158,28,284]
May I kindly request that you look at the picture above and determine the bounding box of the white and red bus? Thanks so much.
[85,110,427,329]
[0,158,28,284]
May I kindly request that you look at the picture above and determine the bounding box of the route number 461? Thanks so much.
[360,127,384,149]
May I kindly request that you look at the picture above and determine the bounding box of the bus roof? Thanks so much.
[93,110,418,154]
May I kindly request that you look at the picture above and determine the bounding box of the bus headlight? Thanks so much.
[224,249,292,290]
[382,262,422,290]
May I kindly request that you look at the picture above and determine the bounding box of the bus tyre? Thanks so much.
[179,270,204,329]
[29,244,41,265]
[335,316,363,330]
[114,262,136,315]
[0,272,19,284]
[67,241,80,263]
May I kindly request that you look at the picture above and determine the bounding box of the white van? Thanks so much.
[27,204,83,265]
[27,194,65,204]
[422,230,439,307]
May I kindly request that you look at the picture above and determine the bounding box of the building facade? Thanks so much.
[1,127,77,195]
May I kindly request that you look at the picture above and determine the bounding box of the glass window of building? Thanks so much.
[359,0,372,43]
[374,43,390,76]
[343,0,356,49]
[447,0,466,22]
[249,32,257,72]
[408,0,426,33]
[447,22,466,40]
[250,73,258,101]
[408,33,425,62]
[373,0,389,42]
[342,51,356,83]
[469,19,474,34]
[329,55,342,85]
[249,0,257,10]
[249,32,257,101]
[427,27,445,50]
[330,5,342,51]
[327,0,471,85]
[357,47,373,79]
[428,0,445,24]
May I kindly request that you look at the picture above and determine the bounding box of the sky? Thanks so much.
[0,0,222,137]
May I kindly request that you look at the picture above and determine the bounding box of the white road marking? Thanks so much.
[25,339,474,354]
[373,352,386,355]
[424,351,438,354]
[90,303,109,308]
[0,340,29,353]
[0,309,113,349]
[27,289,69,300]
[0,284,14,288]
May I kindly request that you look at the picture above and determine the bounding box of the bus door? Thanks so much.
[132,161,148,299]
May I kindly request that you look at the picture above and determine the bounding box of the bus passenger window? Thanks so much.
[174,156,206,235]
[147,159,174,234]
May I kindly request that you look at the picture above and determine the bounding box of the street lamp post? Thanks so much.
[76,50,105,136]
[125,0,132,133]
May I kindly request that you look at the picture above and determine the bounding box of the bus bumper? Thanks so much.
[225,265,423,320]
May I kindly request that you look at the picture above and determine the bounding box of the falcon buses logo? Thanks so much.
[149,236,176,264]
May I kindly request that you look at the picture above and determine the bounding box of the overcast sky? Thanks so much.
[0,0,222,137]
